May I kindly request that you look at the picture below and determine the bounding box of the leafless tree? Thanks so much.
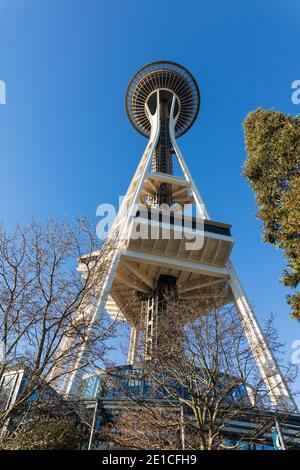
[0,218,117,433]
[101,290,297,450]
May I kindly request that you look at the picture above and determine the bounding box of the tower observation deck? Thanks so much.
[124,61,202,223]
[126,61,200,138]
[126,61,200,208]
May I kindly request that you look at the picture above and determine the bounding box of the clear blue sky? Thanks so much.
[0,0,299,396]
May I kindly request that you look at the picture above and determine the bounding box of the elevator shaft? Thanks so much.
[142,91,178,361]
[149,93,174,207]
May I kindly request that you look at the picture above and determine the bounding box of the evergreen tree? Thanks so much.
[243,109,300,319]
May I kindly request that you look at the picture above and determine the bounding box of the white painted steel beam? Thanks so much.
[123,250,228,278]
[123,260,155,289]
[180,277,228,294]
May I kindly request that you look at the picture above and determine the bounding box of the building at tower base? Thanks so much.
[78,366,300,450]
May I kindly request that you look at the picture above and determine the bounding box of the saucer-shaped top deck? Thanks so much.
[126,61,200,138]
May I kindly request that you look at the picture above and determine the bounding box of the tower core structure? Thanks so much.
[126,62,201,359]
[50,61,297,413]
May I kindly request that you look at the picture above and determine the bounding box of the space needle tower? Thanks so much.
[124,61,201,359]
[50,61,297,412]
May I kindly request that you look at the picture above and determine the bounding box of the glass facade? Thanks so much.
[78,365,300,450]
[79,365,252,405]
[80,366,154,400]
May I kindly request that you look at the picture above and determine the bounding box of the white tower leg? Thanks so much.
[52,94,162,396]
[228,262,297,411]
